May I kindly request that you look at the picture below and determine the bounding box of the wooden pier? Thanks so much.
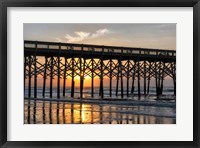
[24,40,176,99]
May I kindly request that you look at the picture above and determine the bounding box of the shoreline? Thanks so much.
[24,97,176,108]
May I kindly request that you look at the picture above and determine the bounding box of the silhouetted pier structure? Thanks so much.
[24,40,176,99]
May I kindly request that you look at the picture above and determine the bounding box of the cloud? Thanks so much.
[54,37,63,42]
[65,31,90,43]
[91,28,111,38]
[65,28,111,43]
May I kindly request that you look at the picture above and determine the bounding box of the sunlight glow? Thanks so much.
[74,74,91,80]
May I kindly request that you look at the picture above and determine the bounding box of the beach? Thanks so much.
[24,86,176,124]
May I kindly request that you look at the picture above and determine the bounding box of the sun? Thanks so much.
[74,74,90,80]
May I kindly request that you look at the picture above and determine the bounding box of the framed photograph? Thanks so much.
[0,0,199,147]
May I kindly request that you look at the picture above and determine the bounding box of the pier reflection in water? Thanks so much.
[24,100,176,124]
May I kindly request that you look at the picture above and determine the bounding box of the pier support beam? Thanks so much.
[161,75,164,95]
[173,78,176,95]
[155,61,163,97]
[50,57,53,98]
[34,55,37,98]
[57,55,60,98]
[131,61,135,94]
[147,62,151,95]
[91,58,94,97]
[28,56,32,98]
[116,60,119,96]
[42,57,47,97]
[33,53,37,123]
[80,58,85,99]
[158,61,161,96]
[119,59,123,98]
[27,56,32,124]
[172,62,176,95]
[127,60,130,97]
[63,58,67,96]
[99,58,104,98]
[109,59,112,97]
[144,61,146,96]
[137,60,141,98]
[155,61,158,96]
[24,57,26,92]
[71,57,75,98]
[80,57,83,98]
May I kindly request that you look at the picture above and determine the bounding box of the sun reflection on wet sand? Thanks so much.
[24,100,176,124]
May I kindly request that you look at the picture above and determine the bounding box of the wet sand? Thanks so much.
[24,99,176,124]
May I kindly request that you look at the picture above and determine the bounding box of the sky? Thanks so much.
[24,23,176,87]
[24,23,176,50]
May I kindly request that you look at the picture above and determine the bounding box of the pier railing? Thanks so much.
[24,40,176,61]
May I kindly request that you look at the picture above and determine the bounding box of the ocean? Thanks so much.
[24,86,176,124]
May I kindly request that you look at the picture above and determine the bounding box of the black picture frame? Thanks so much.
[0,0,199,148]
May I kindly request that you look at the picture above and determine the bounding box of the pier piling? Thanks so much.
[137,60,141,98]
[110,59,112,97]
[91,58,94,97]
[71,57,75,98]
[42,57,47,97]
[127,60,130,97]
[57,55,60,98]
[63,58,67,96]
[50,57,53,98]
[144,61,146,96]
